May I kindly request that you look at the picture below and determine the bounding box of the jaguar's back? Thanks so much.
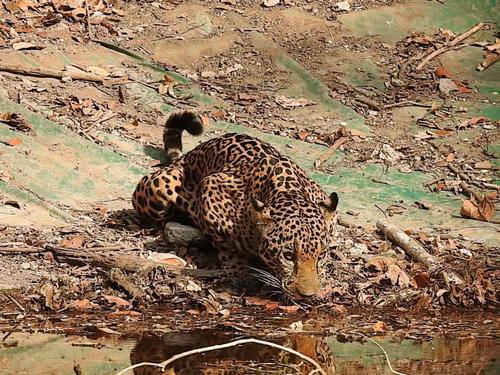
[132,112,338,299]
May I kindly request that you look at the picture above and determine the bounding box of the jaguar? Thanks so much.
[132,111,338,299]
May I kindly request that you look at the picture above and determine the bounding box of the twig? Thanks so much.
[74,363,87,375]
[416,22,485,71]
[314,136,347,168]
[447,163,471,182]
[354,95,383,111]
[374,205,388,219]
[0,63,105,83]
[459,182,482,201]
[355,333,407,375]
[85,0,92,39]
[95,112,119,126]
[472,182,500,191]
[2,291,26,312]
[0,247,39,254]
[384,101,432,109]
[115,338,328,375]
[425,176,445,188]
[153,22,208,41]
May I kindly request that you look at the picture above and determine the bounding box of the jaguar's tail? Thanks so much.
[163,111,204,164]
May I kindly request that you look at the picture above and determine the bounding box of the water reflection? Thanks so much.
[130,330,335,374]
[130,330,499,375]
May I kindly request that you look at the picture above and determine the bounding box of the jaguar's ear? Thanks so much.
[320,192,338,219]
[251,197,273,234]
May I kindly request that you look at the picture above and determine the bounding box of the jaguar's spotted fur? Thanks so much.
[132,111,338,298]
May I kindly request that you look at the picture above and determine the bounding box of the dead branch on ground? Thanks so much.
[0,63,105,83]
[416,23,485,71]
[46,245,222,278]
[376,219,464,285]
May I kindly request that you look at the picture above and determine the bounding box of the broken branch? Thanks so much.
[416,23,485,71]
[0,63,105,83]
[46,245,222,278]
[376,219,464,285]
[477,52,500,71]
[315,136,347,168]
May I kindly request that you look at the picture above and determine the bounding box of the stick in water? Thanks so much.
[115,337,328,375]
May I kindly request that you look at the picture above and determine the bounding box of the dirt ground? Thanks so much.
[0,0,499,373]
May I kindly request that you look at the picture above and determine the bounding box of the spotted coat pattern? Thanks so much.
[132,132,338,298]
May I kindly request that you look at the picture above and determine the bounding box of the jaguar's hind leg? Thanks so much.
[132,166,192,227]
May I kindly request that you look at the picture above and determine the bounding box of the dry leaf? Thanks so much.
[460,196,495,222]
[385,264,402,285]
[200,70,216,78]
[39,281,55,309]
[87,66,109,77]
[386,205,406,215]
[298,130,309,140]
[435,66,452,78]
[147,252,187,267]
[427,129,454,137]
[7,137,23,146]
[200,115,210,127]
[413,272,431,288]
[5,200,21,209]
[459,116,488,128]
[202,298,222,315]
[110,310,141,317]
[373,321,388,333]
[238,93,259,101]
[158,83,170,95]
[0,112,33,132]
[474,160,492,169]
[73,299,92,310]
[0,170,12,182]
[211,110,225,119]
[244,296,273,306]
[219,309,230,317]
[278,305,300,313]
[59,234,85,248]
[104,295,131,307]
[366,256,398,272]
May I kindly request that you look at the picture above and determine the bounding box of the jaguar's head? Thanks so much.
[251,191,338,299]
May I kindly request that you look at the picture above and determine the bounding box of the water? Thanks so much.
[0,329,498,374]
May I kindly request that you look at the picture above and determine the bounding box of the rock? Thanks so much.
[262,0,280,7]
[163,222,206,247]
[439,78,459,95]
[373,144,402,164]
[21,262,31,270]
[333,1,350,12]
